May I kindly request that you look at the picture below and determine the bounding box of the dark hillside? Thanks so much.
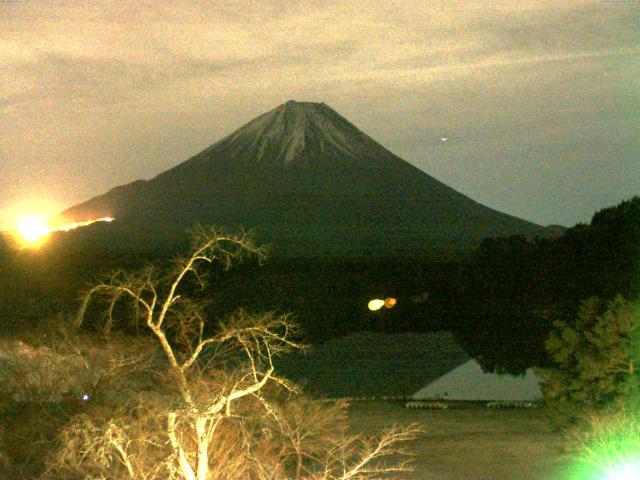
[58,101,553,259]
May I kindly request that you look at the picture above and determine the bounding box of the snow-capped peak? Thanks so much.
[210,101,380,166]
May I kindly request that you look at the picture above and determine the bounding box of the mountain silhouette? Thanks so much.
[59,101,552,258]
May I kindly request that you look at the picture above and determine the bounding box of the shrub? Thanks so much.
[538,295,640,427]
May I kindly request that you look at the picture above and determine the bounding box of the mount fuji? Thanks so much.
[59,101,552,258]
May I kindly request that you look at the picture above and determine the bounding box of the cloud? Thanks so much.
[2,1,635,106]
[0,0,637,228]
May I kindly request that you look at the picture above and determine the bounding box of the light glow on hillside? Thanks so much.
[14,215,115,248]
[55,217,115,232]
[17,215,50,245]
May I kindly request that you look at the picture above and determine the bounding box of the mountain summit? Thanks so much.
[60,101,550,257]
[193,100,384,167]
[155,100,415,178]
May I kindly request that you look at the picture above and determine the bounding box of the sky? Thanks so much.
[1,0,638,230]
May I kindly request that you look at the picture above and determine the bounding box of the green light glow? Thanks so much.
[602,462,640,480]
[560,301,640,480]
[564,427,640,480]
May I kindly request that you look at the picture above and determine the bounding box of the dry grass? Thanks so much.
[346,401,571,480]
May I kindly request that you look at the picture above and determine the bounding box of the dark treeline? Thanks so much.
[454,196,640,373]
[1,196,639,375]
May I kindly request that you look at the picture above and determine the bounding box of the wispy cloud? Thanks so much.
[0,0,638,227]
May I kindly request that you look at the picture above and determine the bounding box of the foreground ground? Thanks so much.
[347,401,570,480]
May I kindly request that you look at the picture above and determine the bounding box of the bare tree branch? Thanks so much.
[49,227,420,480]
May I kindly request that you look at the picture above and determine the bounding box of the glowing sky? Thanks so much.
[1,0,638,229]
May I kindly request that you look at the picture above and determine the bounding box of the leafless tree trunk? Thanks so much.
[57,226,422,479]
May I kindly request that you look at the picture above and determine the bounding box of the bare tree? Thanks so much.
[48,226,420,479]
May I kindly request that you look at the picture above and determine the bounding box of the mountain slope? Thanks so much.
[59,101,550,258]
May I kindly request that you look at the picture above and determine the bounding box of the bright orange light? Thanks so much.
[13,215,115,248]
[16,215,50,246]
[384,297,397,309]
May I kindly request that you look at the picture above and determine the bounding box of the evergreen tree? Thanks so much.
[539,295,640,425]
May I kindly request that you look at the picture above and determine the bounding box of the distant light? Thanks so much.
[368,299,385,311]
[384,298,397,308]
[368,298,397,311]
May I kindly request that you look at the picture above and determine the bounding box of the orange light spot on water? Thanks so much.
[384,298,397,309]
